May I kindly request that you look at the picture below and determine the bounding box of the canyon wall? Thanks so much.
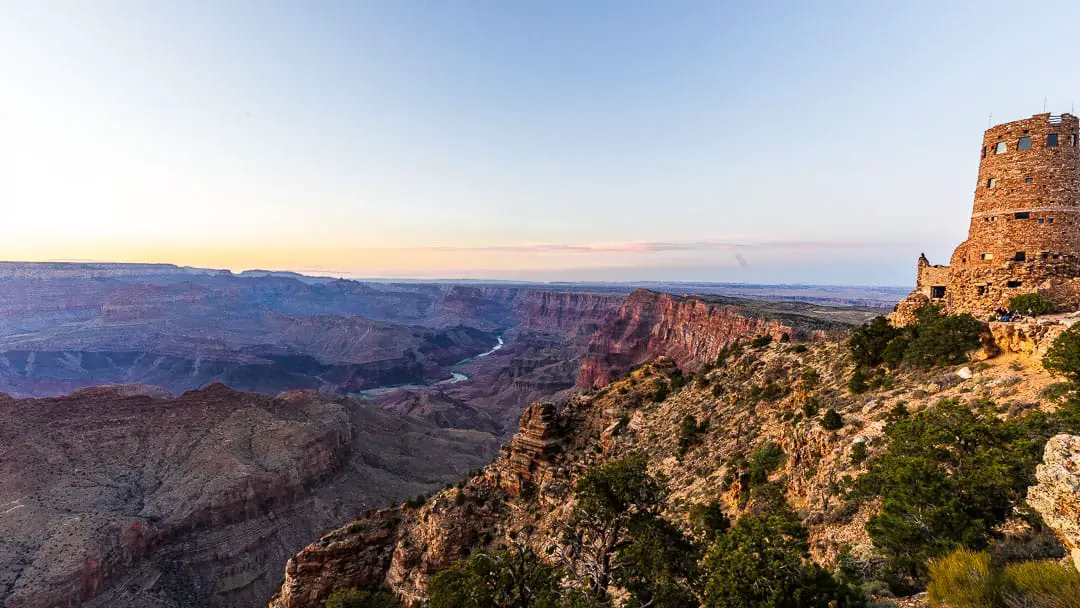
[577,289,876,388]
[0,384,499,608]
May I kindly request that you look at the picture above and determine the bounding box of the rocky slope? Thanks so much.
[0,384,500,608]
[270,326,1067,607]
[577,289,879,388]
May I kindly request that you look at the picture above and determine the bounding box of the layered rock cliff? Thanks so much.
[0,384,499,608]
[577,289,878,388]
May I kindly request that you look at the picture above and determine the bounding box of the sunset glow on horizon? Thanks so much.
[3,1,1079,284]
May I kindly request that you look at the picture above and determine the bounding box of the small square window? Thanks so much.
[995,141,1007,154]
[1007,281,1022,288]
[1048,133,1059,147]
[1025,177,1033,183]
[1015,251,1026,261]
[987,178,997,188]
[931,286,946,299]
[1049,218,1055,224]
[1039,218,1045,224]
[1014,212,1030,219]
[1041,252,1049,259]
[981,252,994,260]
[976,286,987,296]
[1018,136,1032,150]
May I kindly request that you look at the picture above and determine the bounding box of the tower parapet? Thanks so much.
[896,113,1080,322]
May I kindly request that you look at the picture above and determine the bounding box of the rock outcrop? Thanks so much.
[504,402,563,495]
[1027,434,1080,572]
[0,384,499,608]
[577,289,876,388]
[271,334,1059,607]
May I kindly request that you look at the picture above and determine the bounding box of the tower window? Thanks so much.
[1039,218,1045,224]
[976,286,987,296]
[981,252,994,260]
[1014,212,1030,219]
[1071,134,1077,147]
[931,286,946,299]
[1018,136,1032,150]
[1048,133,1059,147]
[995,141,1007,154]
[1014,252,1027,261]
[987,178,998,188]
[1049,218,1055,224]
[1007,281,1022,288]
[1025,177,1034,183]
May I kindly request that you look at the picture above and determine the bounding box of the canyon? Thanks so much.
[0,262,898,607]
[0,384,500,608]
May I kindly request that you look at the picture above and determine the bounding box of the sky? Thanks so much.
[1,1,1079,285]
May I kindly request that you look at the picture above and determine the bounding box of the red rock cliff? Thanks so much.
[577,289,826,388]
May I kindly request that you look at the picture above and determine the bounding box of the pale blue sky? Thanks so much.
[1,1,1078,284]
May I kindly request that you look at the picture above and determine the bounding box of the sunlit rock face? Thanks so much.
[1028,433,1080,572]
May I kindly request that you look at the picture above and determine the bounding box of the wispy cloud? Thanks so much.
[407,238,904,254]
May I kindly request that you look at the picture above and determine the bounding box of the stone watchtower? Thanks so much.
[895,113,1080,323]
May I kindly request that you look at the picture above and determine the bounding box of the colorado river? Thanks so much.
[454,334,504,364]
[353,334,504,396]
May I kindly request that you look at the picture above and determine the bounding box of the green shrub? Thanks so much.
[794,344,809,354]
[926,549,1080,608]
[702,508,866,607]
[882,335,911,369]
[1040,381,1073,402]
[1003,559,1080,606]
[678,414,710,457]
[802,397,820,419]
[1008,293,1056,317]
[326,587,401,608]
[747,442,785,486]
[854,400,1050,592]
[670,370,688,392]
[652,382,670,402]
[850,442,867,465]
[822,409,843,431]
[926,549,1003,608]
[780,333,791,343]
[849,368,870,394]
[429,549,562,608]
[1044,324,1080,384]
[750,334,773,348]
[901,306,983,368]
[690,501,731,539]
[851,307,983,371]
[849,317,899,368]
[800,367,822,389]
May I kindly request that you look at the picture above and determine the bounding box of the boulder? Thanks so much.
[1027,434,1080,572]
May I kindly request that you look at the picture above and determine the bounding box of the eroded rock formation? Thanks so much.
[0,384,499,608]
[577,289,875,388]
[1027,433,1080,571]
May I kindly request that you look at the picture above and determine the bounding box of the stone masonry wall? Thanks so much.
[896,113,1080,321]
[946,113,1080,315]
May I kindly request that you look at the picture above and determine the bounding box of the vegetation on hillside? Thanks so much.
[386,313,1080,607]
[927,547,1080,608]
[429,456,866,608]
[847,306,982,389]
[1008,293,1056,317]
